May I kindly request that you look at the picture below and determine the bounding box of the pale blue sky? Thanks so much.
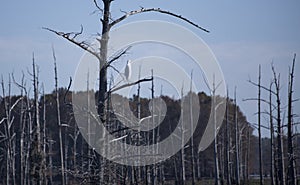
[0,1,300,135]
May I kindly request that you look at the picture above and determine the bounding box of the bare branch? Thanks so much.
[93,0,104,14]
[63,77,73,105]
[243,98,277,109]
[9,97,24,113]
[110,77,153,93]
[12,72,27,95]
[43,27,100,60]
[247,79,276,95]
[106,46,132,67]
[0,118,6,126]
[110,8,209,33]
[108,65,121,74]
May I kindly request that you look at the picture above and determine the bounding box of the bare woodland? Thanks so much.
[0,0,299,185]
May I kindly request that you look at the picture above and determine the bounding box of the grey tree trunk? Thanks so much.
[213,83,220,185]
[225,91,231,185]
[258,65,263,185]
[189,72,196,185]
[53,52,65,185]
[234,88,240,185]
[42,85,47,185]
[272,65,285,185]
[269,82,275,185]
[180,85,186,185]
[287,54,296,185]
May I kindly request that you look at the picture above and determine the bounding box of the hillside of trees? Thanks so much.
[0,85,299,184]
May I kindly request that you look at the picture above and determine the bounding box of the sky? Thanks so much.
[0,1,300,136]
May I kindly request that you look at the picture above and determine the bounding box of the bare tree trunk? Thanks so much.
[48,137,54,185]
[225,91,231,185]
[64,127,69,184]
[1,76,11,185]
[169,124,179,184]
[151,70,157,185]
[269,82,275,185]
[24,87,32,185]
[287,54,296,185]
[213,82,220,185]
[137,67,142,183]
[258,65,263,185]
[87,70,92,181]
[42,85,47,185]
[246,127,250,185]
[189,72,196,185]
[272,64,285,185]
[234,88,240,185]
[180,85,186,185]
[18,74,26,185]
[53,50,65,185]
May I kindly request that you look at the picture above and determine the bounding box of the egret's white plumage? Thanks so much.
[124,59,131,81]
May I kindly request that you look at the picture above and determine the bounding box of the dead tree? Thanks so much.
[234,88,240,185]
[225,89,231,185]
[269,82,275,185]
[258,65,263,185]
[12,73,27,185]
[189,71,196,185]
[246,63,289,185]
[1,75,12,185]
[213,83,220,185]
[287,54,296,185]
[272,64,285,185]
[204,75,222,185]
[44,0,208,126]
[180,84,186,185]
[53,48,66,185]
[42,85,47,185]
[151,70,157,185]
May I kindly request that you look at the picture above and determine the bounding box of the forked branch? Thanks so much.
[43,27,100,60]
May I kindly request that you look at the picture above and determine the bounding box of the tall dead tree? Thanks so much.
[53,48,66,185]
[189,71,196,185]
[30,56,43,185]
[234,88,240,185]
[151,69,157,185]
[12,73,26,185]
[272,64,285,185]
[44,0,208,127]
[269,82,275,185]
[41,84,47,185]
[225,89,231,185]
[1,75,12,185]
[213,81,220,185]
[287,54,296,185]
[258,65,263,185]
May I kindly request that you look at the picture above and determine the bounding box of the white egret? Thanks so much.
[124,59,131,81]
